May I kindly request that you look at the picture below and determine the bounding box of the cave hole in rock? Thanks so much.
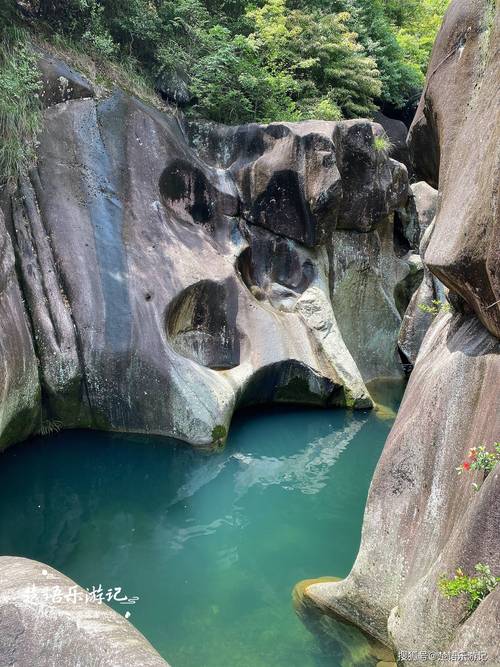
[166,279,241,369]
[247,170,314,244]
[237,360,344,408]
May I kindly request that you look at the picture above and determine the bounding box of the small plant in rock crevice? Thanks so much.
[439,564,500,616]
[38,418,63,436]
[373,133,392,153]
[457,443,499,491]
[211,424,227,449]
[417,299,452,316]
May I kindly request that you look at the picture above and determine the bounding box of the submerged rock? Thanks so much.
[0,81,421,449]
[0,556,169,666]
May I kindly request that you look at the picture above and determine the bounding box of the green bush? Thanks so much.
[439,564,500,615]
[211,424,227,442]
[373,134,392,153]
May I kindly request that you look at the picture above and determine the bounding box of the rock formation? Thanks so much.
[398,184,445,366]
[373,111,412,175]
[0,557,168,666]
[302,1,500,664]
[0,55,422,451]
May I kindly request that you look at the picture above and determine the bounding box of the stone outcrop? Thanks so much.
[0,82,421,450]
[408,0,500,338]
[0,556,168,666]
[302,1,500,664]
[398,185,444,365]
[36,50,95,107]
[305,312,500,662]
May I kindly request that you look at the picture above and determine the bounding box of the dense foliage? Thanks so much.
[14,0,449,124]
[0,5,41,184]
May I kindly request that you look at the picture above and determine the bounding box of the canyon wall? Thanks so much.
[304,0,500,664]
[0,56,422,451]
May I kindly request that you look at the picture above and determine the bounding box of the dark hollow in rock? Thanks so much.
[167,280,240,370]
[238,360,342,408]
[393,210,413,258]
[237,233,315,304]
[160,159,216,224]
[246,169,314,245]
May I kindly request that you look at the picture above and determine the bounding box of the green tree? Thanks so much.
[10,0,451,123]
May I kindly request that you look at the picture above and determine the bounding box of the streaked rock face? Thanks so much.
[0,557,168,666]
[0,82,419,450]
[398,186,444,366]
[0,210,40,449]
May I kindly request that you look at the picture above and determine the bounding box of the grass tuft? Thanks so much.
[0,25,42,185]
[373,133,393,153]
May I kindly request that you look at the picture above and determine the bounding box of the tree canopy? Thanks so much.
[12,0,450,123]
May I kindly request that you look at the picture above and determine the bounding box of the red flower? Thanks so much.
[462,462,471,471]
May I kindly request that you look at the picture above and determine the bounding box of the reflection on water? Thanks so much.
[0,384,405,667]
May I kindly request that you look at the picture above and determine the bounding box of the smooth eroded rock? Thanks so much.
[304,311,500,659]
[0,556,169,666]
[408,0,500,338]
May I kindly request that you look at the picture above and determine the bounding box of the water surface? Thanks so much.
[0,383,404,666]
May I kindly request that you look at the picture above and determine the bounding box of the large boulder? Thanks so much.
[0,84,422,449]
[303,1,500,662]
[304,311,500,663]
[411,181,438,238]
[398,185,444,366]
[408,0,500,338]
[329,218,416,381]
[36,50,95,107]
[0,556,169,666]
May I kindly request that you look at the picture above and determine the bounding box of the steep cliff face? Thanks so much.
[0,59,420,450]
[304,0,500,663]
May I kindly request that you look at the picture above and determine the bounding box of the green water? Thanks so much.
[0,382,404,666]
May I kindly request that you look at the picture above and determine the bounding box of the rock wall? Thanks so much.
[0,210,40,448]
[0,58,422,450]
[303,1,500,664]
